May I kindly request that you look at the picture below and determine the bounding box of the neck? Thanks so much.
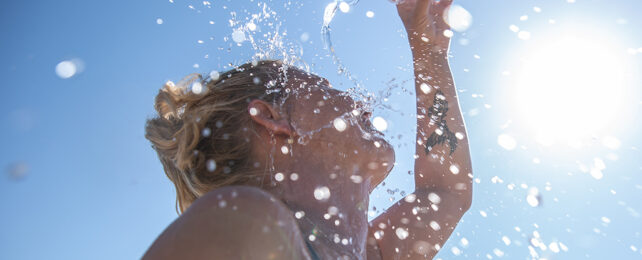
[262,159,372,259]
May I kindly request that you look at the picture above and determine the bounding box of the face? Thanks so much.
[281,70,395,192]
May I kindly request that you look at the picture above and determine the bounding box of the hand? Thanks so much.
[396,0,453,52]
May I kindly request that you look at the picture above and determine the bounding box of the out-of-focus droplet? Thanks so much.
[502,236,511,245]
[374,230,384,239]
[232,29,246,43]
[451,246,462,256]
[314,186,331,200]
[497,134,517,150]
[460,237,469,247]
[295,211,305,219]
[413,240,431,255]
[404,194,416,203]
[338,1,350,13]
[202,127,211,137]
[209,70,220,80]
[300,32,310,42]
[602,136,621,150]
[395,227,409,240]
[533,6,542,13]
[520,15,528,21]
[7,162,29,180]
[156,18,164,24]
[428,192,441,204]
[372,116,388,131]
[509,24,519,32]
[290,173,299,181]
[274,172,284,182]
[191,82,203,94]
[449,164,460,174]
[429,221,441,231]
[281,146,289,154]
[443,29,454,38]
[455,132,465,140]
[56,60,78,79]
[366,11,375,18]
[249,107,259,116]
[526,187,540,207]
[350,175,363,183]
[493,248,505,257]
[479,210,488,217]
[333,118,347,132]
[206,159,217,172]
[518,31,531,40]
[445,5,473,32]
[246,22,257,31]
[420,83,431,94]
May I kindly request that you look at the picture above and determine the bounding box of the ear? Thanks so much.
[248,99,293,137]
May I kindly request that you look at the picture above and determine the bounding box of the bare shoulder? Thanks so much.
[143,186,311,260]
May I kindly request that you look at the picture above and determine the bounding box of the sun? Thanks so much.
[511,31,630,146]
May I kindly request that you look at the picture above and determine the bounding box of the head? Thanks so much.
[145,60,394,213]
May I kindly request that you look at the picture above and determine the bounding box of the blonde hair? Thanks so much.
[145,60,290,213]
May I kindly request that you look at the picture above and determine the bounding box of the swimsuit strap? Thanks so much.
[304,239,322,260]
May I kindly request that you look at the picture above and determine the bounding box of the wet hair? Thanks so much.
[145,60,290,213]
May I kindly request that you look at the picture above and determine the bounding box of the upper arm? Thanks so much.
[142,186,310,260]
[366,189,471,260]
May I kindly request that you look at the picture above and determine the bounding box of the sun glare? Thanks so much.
[512,32,630,146]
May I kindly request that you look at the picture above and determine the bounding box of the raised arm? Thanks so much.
[367,0,472,259]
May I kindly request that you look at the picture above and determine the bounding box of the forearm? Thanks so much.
[411,41,472,199]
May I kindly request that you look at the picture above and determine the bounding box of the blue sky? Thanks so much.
[1,0,641,259]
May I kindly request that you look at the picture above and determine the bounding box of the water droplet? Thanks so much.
[443,29,454,38]
[232,29,246,43]
[338,1,351,13]
[314,186,331,200]
[497,134,517,150]
[428,192,441,204]
[372,117,388,131]
[374,230,384,239]
[455,132,465,140]
[395,227,409,240]
[328,206,338,215]
[156,18,164,25]
[55,60,78,79]
[308,234,316,241]
[520,15,529,21]
[366,11,375,18]
[602,136,621,150]
[295,211,305,219]
[445,5,473,32]
[202,127,211,137]
[350,175,363,183]
[246,22,256,31]
[281,146,289,154]
[451,246,462,256]
[209,70,220,80]
[449,164,460,174]
[420,83,431,94]
[290,173,299,181]
[249,107,259,116]
[206,159,217,172]
[218,200,227,208]
[404,194,416,203]
[429,221,441,231]
[502,236,511,245]
[191,82,203,94]
[300,32,310,42]
[274,172,284,182]
[517,30,531,40]
[333,118,347,132]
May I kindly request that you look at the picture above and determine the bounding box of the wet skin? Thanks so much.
[143,0,471,259]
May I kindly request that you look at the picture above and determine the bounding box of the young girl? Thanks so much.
[143,0,472,259]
